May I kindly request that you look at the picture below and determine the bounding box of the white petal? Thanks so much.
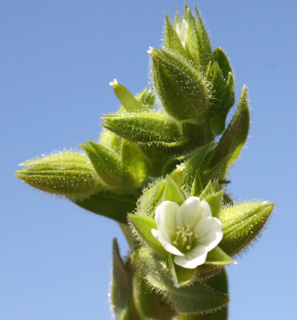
[194,217,223,251]
[177,197,205,228]
[151,229,184,256]
[155,201,179,243]
[174,246,208,269]
[200,200,212,218]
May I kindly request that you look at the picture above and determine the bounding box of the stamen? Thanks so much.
[186,245,191,250]
[186,223,191,229]
[183,237,187,242]
[173,240,178,245]
[194,234,198,239]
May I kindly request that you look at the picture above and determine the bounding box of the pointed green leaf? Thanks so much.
[205,246,236,265]
[128,214,168,258]
[135,87,155,109]
[162,176,186,205]
[168,254,196,287]
[185,10,201,68]
[191,170,203,196]
[218,202,274,256]
[213,47,232,80]
[133,248,229,314]
[111,238,132,320]
[103,111,182,143]
[209,86,250,177]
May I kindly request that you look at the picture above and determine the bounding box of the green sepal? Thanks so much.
[128,214,168,258]
[100,129,123,153]
[164,14,186,56]
[182,143,215,192]
[80,141,124,191]
[132,271,176,320]
[209,85,250,178]
[103,111,182,143]
[151,49,209,121]
[162,176,186,205]
[137,179,166,217]
[205,246,236,265]
[135,87,155,109]
[218,201,274,256]
[221,72,235,116]
[132,248,229,314]
[16,152,100,197]
[194,7,213,72]
[111,81,144,112]
[191,170,203,196]
[111,238,133,320]
[213,47,232,80]
[121,140,150,188]
[199,179,220,199]
[203,190,224,218]
[168,254,196,287]
[73,190,137,224]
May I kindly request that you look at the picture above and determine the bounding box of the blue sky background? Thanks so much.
[2,0,297,319]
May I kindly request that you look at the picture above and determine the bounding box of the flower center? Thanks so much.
[172,223,198,252]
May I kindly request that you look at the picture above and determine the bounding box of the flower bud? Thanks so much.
[16,152,100,197]
[102,111,182,143]
[218,201,274,256]
[150,48,209,121]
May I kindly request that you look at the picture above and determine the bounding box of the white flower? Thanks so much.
[151,197,223,269]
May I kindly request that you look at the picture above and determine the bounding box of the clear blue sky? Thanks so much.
[1,0,297,319]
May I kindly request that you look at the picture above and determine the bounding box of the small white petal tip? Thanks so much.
[176,163,185,172]
[147,46,155,55]
[109,79,118,87]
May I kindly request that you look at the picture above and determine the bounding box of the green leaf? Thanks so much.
[205,246,236,265]
[162,176,186,205]
[213,47,232,80]
[73,190,137,224]
[111,238,132,320]
[219,202,274,256]
[128,214,168,258]
[209,85,250,178]
[191,170,203,197]
[103,111,182,143]
[178,269,228,319]
[133,248,229,314]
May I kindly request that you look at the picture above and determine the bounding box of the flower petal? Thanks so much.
[155,201,179,243]
[177,197,206,228]
[174,245,208,269]
[194,217,223,251]
[152,229,184,256]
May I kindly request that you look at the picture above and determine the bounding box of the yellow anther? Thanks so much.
[186,223,191,229]
[186,245,191,250]
[194,234,198,239]
[183,237,187,242]
[173,240,178,245]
